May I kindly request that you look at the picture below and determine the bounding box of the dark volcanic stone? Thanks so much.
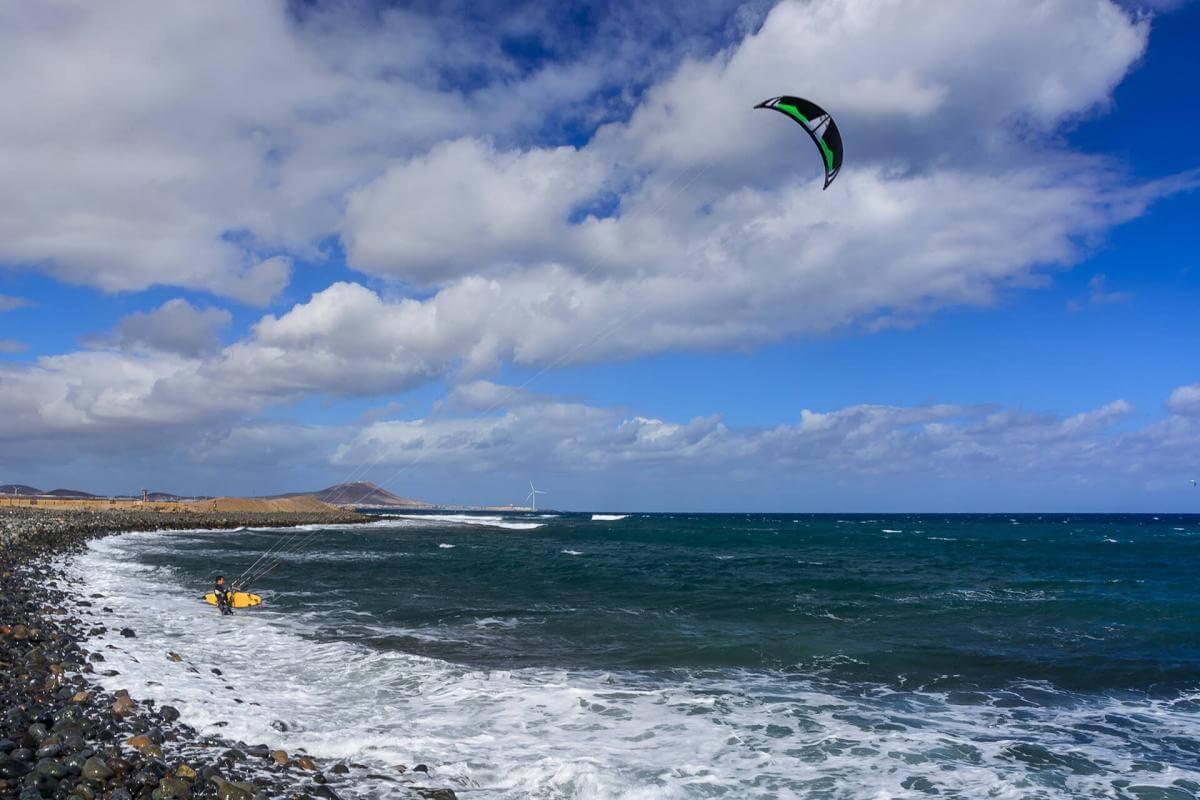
[0,506,373,800]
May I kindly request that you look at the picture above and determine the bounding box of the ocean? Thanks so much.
[66,513,1200,799]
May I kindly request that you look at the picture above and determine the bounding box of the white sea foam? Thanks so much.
[439,543,456,549]
[591,514,629,521]
[561,550,583,556]
[390,514,544,531]
[881,529,902,533]
[63,531,1200,800]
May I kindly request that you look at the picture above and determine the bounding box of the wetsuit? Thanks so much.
[214,582,234,615]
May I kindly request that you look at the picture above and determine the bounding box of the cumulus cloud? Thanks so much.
[91,299,232,357]
[327,0,1184,384]
[1,0,1185,391]
[0,0,751,303]
[0,3,594,302]
[0,0,1195,507]
[329,386,1190,499]
[1167,383,1200,416]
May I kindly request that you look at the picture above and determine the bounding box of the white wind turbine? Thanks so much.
[526,480,546,512]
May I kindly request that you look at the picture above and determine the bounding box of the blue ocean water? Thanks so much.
[71,513,1200,799]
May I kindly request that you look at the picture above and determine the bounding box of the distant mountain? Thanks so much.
[45,488,97,498]
[0,484,41,496]
[269,481,426,508]
[146,491,182,501]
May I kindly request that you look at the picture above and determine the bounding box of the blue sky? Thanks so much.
[1,0,1198,510]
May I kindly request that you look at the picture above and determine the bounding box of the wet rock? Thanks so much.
[33,741,61,759]
[167,652,182,663]
[126,735,152,750]
[80,756,113,781]
[414,790,457,800]
[209,776,254,800]
[269,751,288,766]
[120,628,136,638]
[413,764,429,773]
[295,756,317,771]
[159,706,180,723]
[330,763,349,775]
[174,763,197,781]
[153,776,192,799]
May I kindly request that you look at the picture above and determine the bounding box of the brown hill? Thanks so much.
[269,482,425,508]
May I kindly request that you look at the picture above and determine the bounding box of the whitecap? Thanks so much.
[59,531,1200,800]
[390,513,543,531]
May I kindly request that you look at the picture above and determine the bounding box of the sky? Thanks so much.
[1,0,1198,511]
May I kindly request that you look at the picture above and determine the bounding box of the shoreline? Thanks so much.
[0,507,460,800]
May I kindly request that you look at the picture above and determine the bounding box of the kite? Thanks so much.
[755,95,843,189]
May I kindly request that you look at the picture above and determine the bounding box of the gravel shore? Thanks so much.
[0,507,460,800]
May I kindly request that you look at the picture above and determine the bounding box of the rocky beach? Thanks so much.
[0,508,459,800]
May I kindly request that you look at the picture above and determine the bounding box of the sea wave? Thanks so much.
[389,514,544,531]
[591,514,629,521]
[62,531,1200,800]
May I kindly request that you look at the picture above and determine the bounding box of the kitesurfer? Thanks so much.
[214,575,234,616]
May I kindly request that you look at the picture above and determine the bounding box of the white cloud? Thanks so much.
[0,339,28,354]
[0,1,621,303]
[329,0,1183,382]
[91,299,232,357]
[343,139,608,284]
[1167,383,1200,416]
[329,386,1188,498]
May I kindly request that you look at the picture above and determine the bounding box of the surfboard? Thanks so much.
[203,591,263,609]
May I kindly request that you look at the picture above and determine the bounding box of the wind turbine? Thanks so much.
[526,480,546,512]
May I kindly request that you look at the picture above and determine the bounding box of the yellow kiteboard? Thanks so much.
[202,591,263,609]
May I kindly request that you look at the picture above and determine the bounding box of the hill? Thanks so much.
[0,484,41,496]
[45,488,97,498]
[270,481,426,508]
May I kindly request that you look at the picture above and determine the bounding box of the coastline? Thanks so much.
[0,507,460,800]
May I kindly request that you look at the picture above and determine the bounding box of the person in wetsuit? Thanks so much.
[214,575,234,615]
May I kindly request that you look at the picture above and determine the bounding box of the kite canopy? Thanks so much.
[754,95,843,189]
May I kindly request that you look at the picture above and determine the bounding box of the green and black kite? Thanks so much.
[755,95,843,189]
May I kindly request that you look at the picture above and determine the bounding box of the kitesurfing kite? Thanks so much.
[755,95,843,189]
